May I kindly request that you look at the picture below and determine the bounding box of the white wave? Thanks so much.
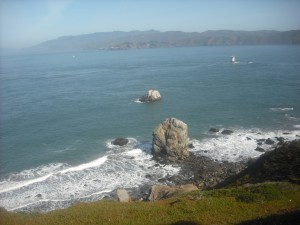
[190,128,300,162]
[0,138,179,212]
[60,156,108,173]
[285,114,300,122]
[294,125,300,129]
[10,189,112,212]
[0,156,108,194]
[134,99,144,104]
[271,107,294,112]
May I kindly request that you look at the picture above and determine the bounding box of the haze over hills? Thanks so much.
[28,30,300,52]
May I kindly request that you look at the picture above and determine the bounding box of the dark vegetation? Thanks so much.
[217,140,300,188]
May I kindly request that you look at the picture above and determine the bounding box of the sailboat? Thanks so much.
[230,56,236,63]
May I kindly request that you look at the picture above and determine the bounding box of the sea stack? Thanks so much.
[139,89,161,103]
[152,117,189,162]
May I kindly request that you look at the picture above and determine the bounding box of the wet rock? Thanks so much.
[176,153,246,190]
[209,128,220,133]
[139,89,161,103]
[145,174,152,179]
[117,189,131,202]
[35,194,42,198]
[255,147,265,152]
[257,139,266,142]
[152,117,189,162]
[188,143,195,149]
[276,137,285,142]
[246,137,252,140]
[111,138,129,146]
[265,138,275,145]
[158,178,167,183]
[221,129,234,135]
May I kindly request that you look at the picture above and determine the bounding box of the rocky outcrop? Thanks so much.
[209,128,220,133]
[117,189,131,202]
[221,129,234,135]
[111,138,129,146]
[139,90,161,102]
[217,140,300,188]
[148,184,198,201]
[152,118,189,162]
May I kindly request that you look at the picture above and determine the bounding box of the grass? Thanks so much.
[1,182,300,225]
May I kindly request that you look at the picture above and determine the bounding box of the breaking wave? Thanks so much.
[0,138,179,212]
[190,128,300,162]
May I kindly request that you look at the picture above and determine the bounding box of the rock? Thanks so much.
[221,129,234,135]
[246,137,252,140]
[177,184,198,192]
[117,189,131,202]
[255,147,265,152]
[35,194,42,198]
[147,184,197,201]
[188,143,195,149]
[276,137,285,143]
[209,128,220,133]
[152,117,190,162]
[148,185,177,201]
[145,174,152,179]
[111,138,129,146]
[139,89,161,102]
[265,138,275,145]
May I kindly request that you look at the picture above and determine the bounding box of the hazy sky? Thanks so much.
[1,0,300,48]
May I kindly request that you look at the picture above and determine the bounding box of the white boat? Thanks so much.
[230,56,236,63]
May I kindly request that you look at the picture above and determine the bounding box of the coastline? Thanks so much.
[0,127,300,212]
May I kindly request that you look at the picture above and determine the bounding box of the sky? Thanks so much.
[1,0,300,49]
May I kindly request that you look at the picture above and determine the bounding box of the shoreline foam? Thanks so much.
[0,127,299,213]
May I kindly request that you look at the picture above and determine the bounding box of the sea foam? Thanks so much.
[0,138,179,212]
[190,128,300,162]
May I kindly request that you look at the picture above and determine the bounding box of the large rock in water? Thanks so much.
[111,138,129,146]
[152,117,190,162]
[139,90,161,102]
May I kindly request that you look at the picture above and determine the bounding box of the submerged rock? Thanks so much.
[209,128,220,133]
[152,117,189,162]
[111,138,129,146]
[139,89,161,102]
[265,138,275,145]
[221,129,234,135]
[255,147,265,152]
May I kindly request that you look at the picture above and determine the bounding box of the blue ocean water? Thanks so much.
[0,46,300,212]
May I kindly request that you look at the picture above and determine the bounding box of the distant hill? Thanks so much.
[27,29,300,52]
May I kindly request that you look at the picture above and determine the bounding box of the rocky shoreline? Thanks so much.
[109,116,300,202]
[118,138,299,202]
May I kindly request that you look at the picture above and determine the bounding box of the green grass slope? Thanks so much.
[1,182,300,225]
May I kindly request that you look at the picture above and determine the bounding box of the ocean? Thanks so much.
[0,46,300,212]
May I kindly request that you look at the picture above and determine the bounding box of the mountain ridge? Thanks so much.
[28,29,300,52]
